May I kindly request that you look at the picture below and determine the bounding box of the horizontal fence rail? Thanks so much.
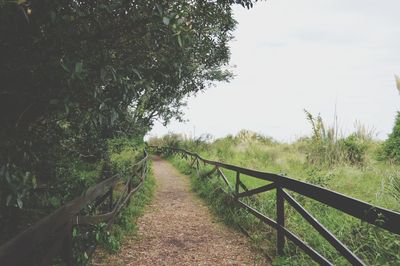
[152,146,400,266]
[0,151,149,266]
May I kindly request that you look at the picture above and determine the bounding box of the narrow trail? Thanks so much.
[95,156,267,265]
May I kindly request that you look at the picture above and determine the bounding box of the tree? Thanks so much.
[0,0,258,242]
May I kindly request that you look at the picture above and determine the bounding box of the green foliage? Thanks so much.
[71,147,155,265]
[304,110,369,166]
[340,134,367,165]
[157,126,400,265]
[387,173,400,210]
[148,133,185,148]
[0,0,257,252]
[0,0,248,198]
[384,112,400,162]
[305,167,334,188]
[107,137,143,154]
[94,164,155,262]
[169,155,274,261]
[109,140,144,181]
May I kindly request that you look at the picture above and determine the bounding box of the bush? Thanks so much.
[304,110,368,166]
[73,139,153,265]
[340,134,367,165]
[109,145,142,181]
[148,133,184,148]
[384,112,400,162]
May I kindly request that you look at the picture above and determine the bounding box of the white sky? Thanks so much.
[148,0,400,142]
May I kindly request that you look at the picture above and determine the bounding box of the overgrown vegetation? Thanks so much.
[384,76,400,162]
[84,164,154,264]
[42,138,155,265]
[383,112,400,163]
[304,110,370,166]
[0,0,258,262]
[151,114,400,265]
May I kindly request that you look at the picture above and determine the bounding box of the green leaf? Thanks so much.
[32,176,37,189]
[5,170,11,183]
[64,103,70,114]
[60,62,69,72]
[6,195,12,206]
[155,4,163,15]
[132,68,141,79]
[162,17,170,25]
[110,110,118,125]
[75,62,83,74]
[49,196,61,208]
[110,67,117,81]
[23,171,29,183]
[17,198,23,208]
[177,35,183,47]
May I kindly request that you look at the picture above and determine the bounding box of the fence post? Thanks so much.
[192,156,197,169]
[63,222,74,266]
[235,172,240,198]
[109,188,113,212]
[277,187,285,256]
[127,179,132,204]
[142,162,146,179]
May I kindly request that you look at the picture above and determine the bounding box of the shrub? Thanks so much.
[384,112,400,162]
[110,147,141,181]
[148,133,184,148]
[340,134,367,165]
[236,129,276,145]
[304,110,368,166]
[304,110,342,166]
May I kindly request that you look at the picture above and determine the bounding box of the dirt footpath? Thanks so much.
[95,156,267,265]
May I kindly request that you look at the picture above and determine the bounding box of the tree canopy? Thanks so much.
[0,0,258,243]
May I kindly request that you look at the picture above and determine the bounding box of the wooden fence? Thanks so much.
[153,146,400,266]
[0,151,149,266]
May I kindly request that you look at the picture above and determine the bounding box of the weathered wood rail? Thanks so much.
[0,151,149,266]
[152,146,400,266]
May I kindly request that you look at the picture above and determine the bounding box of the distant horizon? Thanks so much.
[149,0,400,142]
[145,124,385,144]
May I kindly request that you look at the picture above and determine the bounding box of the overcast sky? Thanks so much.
[148,0,400,142]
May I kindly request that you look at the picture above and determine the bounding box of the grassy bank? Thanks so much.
[168,155,277,263]
[90,167,155,264]
[72,139,156,265]
[154,130,400,265]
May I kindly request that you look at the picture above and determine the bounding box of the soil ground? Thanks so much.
[94,156,268,265]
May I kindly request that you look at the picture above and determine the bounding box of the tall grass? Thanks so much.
[153,117,400,265]
[303,110,371,166]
